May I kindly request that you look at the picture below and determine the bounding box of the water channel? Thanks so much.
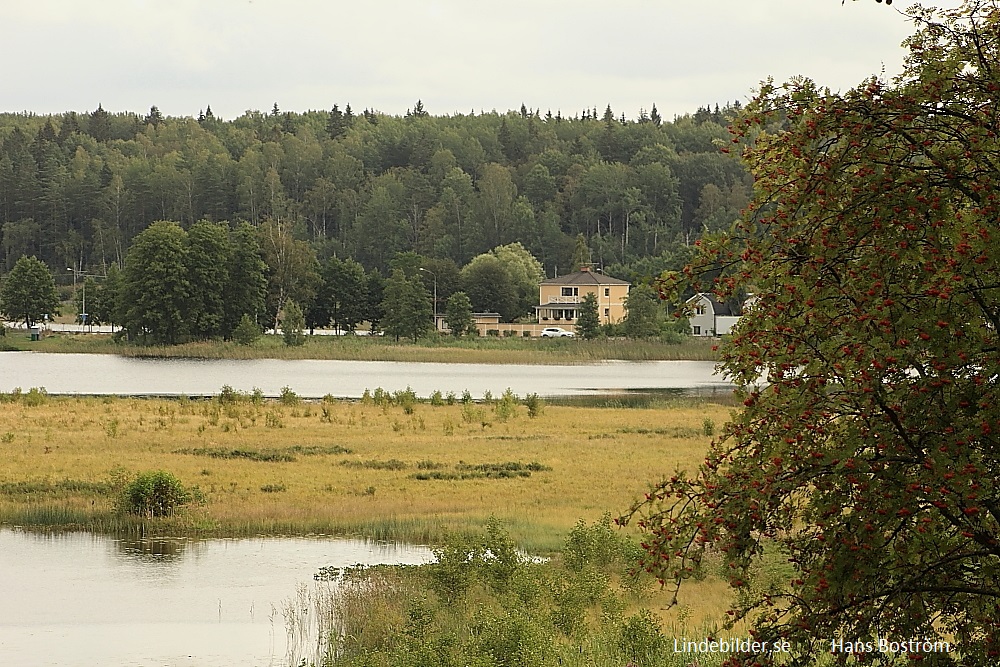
[0,352,730,398]
[0,528,433,667]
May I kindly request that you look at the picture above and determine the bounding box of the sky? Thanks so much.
[1,0,965,121]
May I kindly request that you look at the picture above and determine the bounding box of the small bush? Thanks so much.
[279,386,300,405]
[260,483,287,493]
[503,329,516,337]
[120,470,190,517]
[494,388,519,422]
[232,314,262,346]
[486,329,500,337]
[524,393,544,418]
[702,417,715,436]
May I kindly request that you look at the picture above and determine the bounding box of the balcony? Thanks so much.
[546,296,581,304]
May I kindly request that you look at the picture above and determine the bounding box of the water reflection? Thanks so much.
[116,535,189,561]
[0,528,432,667]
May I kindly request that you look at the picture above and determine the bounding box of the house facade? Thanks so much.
[686,293,755,336]
[534,267,630,329]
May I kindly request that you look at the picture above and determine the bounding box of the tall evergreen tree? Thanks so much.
[88,104,111,142]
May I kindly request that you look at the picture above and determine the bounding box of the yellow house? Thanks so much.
[534,267,630,328]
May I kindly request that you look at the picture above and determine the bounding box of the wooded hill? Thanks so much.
[0,101,749,283]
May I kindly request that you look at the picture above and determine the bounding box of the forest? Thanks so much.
[0,100,749,286]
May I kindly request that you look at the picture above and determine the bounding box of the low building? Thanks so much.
[534,267,630,329]
[686,293,755,336]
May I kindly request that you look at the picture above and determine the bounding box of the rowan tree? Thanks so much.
[624,3,1000,665]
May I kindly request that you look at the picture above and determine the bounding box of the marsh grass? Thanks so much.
[9,331,719,363]
[293,519,738,667]
[0,392,729,555]
[175,445,353,462]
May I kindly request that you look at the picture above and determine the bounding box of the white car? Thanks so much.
[539,327,575,338]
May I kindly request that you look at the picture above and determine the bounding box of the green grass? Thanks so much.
[6,330,719,364]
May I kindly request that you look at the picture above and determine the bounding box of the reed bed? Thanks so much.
[7,331,719,363]
[0,391,729,552]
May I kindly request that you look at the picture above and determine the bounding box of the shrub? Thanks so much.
[279,385,300,405]
[231,313,261,345]
[524,393,544,418]
[120,470,190,517]
[494,388,519,422]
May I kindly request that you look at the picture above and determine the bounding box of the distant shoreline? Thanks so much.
[1,329,720,365]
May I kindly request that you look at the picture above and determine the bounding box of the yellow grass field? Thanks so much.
[0,392,736,627]
[0,393,727,541]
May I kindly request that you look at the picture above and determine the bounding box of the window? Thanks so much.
[561,287,578,297]
[695,304,706,316]
[604,288,610,297]
[604,308,610,317]
[693,326,701,335]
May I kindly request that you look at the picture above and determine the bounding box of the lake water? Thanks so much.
[0,528,432,667]
[0,352,729,399]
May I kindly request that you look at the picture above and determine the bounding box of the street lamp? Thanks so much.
[67,268,99,331]
[418,267,438,331]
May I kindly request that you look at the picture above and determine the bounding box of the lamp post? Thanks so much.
[67,268,100,331]
[419,267,438,331]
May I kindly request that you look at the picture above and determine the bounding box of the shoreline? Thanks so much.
[1,329,720,364]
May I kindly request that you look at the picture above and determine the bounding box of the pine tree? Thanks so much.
[144,106,163,127]
[326,104,347,139]
[570,234,591,272]
[88,104,111,142]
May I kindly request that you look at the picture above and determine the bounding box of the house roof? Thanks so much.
[686,292,733,316]
[540,269,630,286]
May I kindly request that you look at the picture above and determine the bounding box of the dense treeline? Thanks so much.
[0,101,749,284]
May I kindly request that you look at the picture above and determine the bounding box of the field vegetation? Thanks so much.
[0,387,736,633]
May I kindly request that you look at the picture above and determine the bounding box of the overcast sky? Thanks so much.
[2,0,964,121]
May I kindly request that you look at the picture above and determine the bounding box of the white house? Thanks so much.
[686,293,755,336]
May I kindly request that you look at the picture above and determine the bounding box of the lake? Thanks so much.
[0,352,730,399]
[0,528,432,667]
